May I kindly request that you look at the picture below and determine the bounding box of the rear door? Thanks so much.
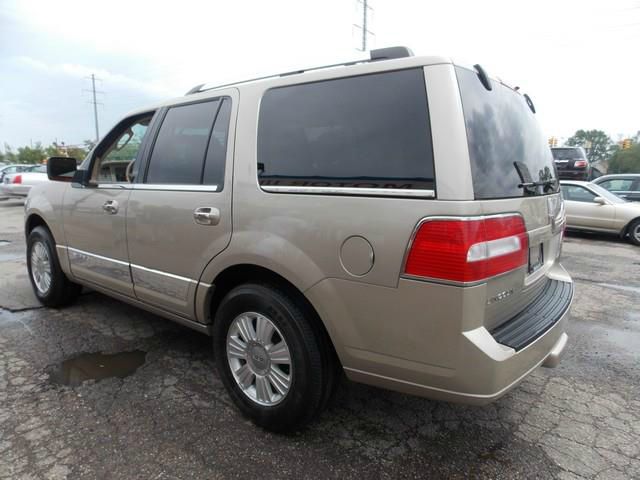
[126,91,236,318]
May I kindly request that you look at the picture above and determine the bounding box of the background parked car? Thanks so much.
[551,147,604,180]
[560,180,640,245]
[592,174,640,202]
[0,164,32,182]
[1,164,49,199]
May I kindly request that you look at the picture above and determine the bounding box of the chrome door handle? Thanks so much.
[102,200,119,214]
[193,207,220,226]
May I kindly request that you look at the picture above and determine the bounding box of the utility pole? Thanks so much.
[83,74,104,142]
[354,0,374,51]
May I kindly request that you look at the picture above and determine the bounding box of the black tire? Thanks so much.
[213,283,334,432]
[628,219,640,246]
[26,226,81,307]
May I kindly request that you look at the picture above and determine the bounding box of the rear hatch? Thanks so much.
[455,65,566,341]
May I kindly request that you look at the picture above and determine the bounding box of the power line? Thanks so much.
[82,74,104,142]
[354,0,374,51]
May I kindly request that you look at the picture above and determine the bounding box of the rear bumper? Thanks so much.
[307,264,573,405]
[557,169,588,180]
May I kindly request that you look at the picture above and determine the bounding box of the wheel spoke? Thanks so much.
[228,336,247,359]
[267,341,291,364]
[267,366,290,395]
[255,315,275,344]
[255,376,272,403]
[237,315,256,342]
[235,363,255,389]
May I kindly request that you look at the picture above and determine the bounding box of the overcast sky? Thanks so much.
[1,0,638,149]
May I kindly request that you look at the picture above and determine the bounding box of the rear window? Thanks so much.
[257,69,435,192]
[456,66,558,199]
[552,148,586,160]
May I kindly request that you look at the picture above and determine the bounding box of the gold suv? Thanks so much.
[25,47,573,431]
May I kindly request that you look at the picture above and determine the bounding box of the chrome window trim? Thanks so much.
[261,185,435,198]
[399,212,526,287]
[133,184,220,192]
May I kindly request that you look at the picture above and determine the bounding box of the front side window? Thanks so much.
[146,100,224,186]
[561,185,596,203]
[257,69,435,191]
[93,115,152,183]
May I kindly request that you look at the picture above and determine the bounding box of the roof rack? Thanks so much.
[185,46,413,95]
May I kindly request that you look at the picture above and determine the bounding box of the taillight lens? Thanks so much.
[12,175,22,184]
[404,216,529,283]
[574,160,587,168]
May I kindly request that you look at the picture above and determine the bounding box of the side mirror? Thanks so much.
[47,157,77,182]
[593,196,606,205]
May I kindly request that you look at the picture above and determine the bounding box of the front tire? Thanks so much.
[27,226,81,307]
[213,283,331,432]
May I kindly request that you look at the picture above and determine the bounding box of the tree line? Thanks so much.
[0,140,95,165]
[2,130,639,174]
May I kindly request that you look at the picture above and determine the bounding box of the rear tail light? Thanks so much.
[12,175,22,184]
[404,215,529,283]
[574,160,587,168]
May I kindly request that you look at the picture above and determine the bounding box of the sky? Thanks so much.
[0,0,639,150]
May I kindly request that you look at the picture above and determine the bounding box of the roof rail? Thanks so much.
[185,46,414,95]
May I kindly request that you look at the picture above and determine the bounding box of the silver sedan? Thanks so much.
[560,180,640,245]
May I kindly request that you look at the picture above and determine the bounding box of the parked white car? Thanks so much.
[560,180,640,245]
[0,164,32,183]
[1,165,49,198]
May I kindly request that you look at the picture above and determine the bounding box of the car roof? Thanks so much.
[123,53,454,117]
[560,180,593,186]
[593,174,640,181]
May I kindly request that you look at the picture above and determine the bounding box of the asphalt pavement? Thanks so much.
[1,199,639,479]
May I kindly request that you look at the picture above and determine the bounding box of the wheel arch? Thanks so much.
[204,263,341,366]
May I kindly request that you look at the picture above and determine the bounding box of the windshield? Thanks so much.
[552,148,586,160]
[456,66,559,199]
[589,183,627,204]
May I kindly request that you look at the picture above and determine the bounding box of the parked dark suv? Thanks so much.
[551,147,591,180]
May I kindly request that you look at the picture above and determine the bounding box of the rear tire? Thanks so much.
[213,283,333,432]
[27,226,81,307]
[628,219,640,246]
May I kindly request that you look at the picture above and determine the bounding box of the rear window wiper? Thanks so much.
[514,161,557,195]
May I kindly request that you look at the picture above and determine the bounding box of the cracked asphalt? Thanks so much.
[1,199,639,479]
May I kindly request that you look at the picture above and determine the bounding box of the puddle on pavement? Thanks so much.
[48,350,147,386]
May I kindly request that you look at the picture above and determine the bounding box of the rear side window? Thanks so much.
[456,66,559,199]
[257,69,434,191]
[146,99,230,189]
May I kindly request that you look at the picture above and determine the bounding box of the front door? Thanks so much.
[63,112,155,296]
[561,184,615,230]
[126,93,236,318]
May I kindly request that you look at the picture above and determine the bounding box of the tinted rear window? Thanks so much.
[258,69,434,191]
[552,148,585,160]
[456,66,558,199]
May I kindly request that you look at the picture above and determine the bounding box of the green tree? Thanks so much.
[566,129,613,163]
[16,143,47,164]
[609,143,640,173]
